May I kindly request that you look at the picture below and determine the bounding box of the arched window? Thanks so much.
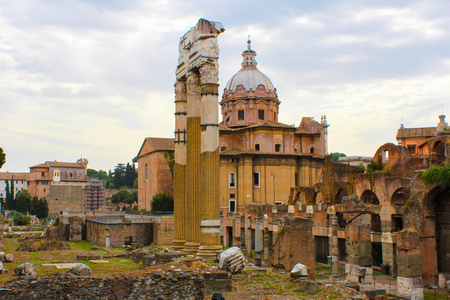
[310,146,315,154]
[145,164,148,179]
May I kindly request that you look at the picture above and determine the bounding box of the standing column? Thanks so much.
[198,63,222,257]
[172,79,187,250]
[329,213,339,278]
[184,71,202,254]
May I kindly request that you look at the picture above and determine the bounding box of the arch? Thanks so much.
[335,188,348,204]
[361,190,380,205]
[220,143,228,152]
[423,186,450,274]
[391,187,410,206]
[433,140,446,160]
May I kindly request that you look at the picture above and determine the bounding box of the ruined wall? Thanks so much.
[86,220,153,247]
[153,217,174,245]
[270,216,315,279]
[47,184,86,216]
[0,271,204,300]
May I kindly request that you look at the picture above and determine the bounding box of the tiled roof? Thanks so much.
[0,172,30,181]
[396,127,436,139]
[145,137,174,151]
[219,120,295,132]
[45,161,86,168]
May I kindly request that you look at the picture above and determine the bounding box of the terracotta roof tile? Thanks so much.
[45,161,87,168]
[0,172,30,180]
[396,127,436,139]
[144,137,174,150]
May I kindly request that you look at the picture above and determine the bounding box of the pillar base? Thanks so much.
[183,242,200,255]
[197,245,223,258]
[171,239,186,251]
[397,277,423,300]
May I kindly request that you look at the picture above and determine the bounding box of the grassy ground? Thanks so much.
[0,237,142,284]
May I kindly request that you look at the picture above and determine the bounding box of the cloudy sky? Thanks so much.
[1,0,449,172]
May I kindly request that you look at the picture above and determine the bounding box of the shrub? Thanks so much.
[422,165,450,190]
[151,192,174,212]
[13,212,31,226]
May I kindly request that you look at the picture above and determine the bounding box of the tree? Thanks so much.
[111,190,131,204]
[113,163,126,188]
[164,151,174,179]
[0,147,5,169]
[330,152,346,162]
[126,190,138,205]
[151,193,174,212]
[15,190,32,214]
[12,212,30,226]
[5,177,15,210]
[31,197,49,219]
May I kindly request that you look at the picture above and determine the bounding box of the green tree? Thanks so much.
[111,190,131,204]
[12,212,30,226]
[31,196,49,219]
[164,151,174,179]
[113,163,126,188]
[15,190,32,214]
[151,192,174,212]
[5,177,15,210]
[422,165,450,190]
[126,190,138,205]
[330,152,346,162]
[0,147,5,169]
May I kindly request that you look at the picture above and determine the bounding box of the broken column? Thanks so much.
[174,19,224,255]
[343,195,373,285]
[328,205,339,278]
[396,230,424,300]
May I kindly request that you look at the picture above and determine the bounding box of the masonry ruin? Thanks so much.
[172,19,224,257]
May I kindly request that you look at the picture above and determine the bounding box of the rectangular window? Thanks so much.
[238,110,245,120]
[275,144,281,152]
[229,200,236,212]
[41,172,45,177]
[258,109,265,120]
[70,173,73,178]
[253,172,260,187]
[275,201,283,205]
[255,144,260,151]
[407,145,416,154]
[230,193,235,199]
[229,172,236,188]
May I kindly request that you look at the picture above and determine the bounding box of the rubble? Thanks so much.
[66,263,93,276]
[290,263,310,278]
[16,238,70,252]
[218,247,246,274]
[14,262,37,278]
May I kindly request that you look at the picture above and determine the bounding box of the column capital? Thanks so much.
[200,63,219,85]
[174,80,187,101]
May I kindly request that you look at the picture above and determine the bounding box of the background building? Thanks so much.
[0,172,29,201]
[136,137,174,211]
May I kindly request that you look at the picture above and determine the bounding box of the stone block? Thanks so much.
[364,288,386,299]
[203,271,232,292]
[5,254,14,262]
[0,252,5,262]
[397,276,423,300]
[296,279,320,294]
[438,273,448,288]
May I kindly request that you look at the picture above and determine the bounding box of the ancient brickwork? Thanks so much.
[153,217,174,245]
[270,216,315,279]
[86,220,153,247]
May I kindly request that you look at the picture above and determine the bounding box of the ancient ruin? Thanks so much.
[172,19,224,257]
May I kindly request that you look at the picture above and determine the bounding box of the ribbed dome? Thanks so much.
[224,39,275,93]
[225,69,275,92]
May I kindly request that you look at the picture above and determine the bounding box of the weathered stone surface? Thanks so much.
[0,270,205,299]
[218,247,246,274]
[66,263,93,276]
[296,279,319,294]
[270,216,315,279]
[397,276,424,300]
[17,238,70,252]
[0,251,5,262]
[5,254,14,262]
[14,262,37,278]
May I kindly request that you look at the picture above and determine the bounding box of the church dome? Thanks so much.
[224,39,275,93]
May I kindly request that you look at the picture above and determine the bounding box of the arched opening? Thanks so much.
[361,190,380,205]
[433,141,446,160]
[391,187,410,206]
[335,188,347,204]
[220,145,228,152]
[422,186,450,283]
[310,146,315,154]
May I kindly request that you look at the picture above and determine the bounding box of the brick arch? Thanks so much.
[360,190,380,205]
[391,187,410,206]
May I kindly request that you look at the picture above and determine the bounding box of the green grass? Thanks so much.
[424,291,448,300]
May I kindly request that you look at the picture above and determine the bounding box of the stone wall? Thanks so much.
[270,216,315,279]
[0,271,204,300]
[86,220,153,247]
[47,184,86,216]
[153,217,174,245]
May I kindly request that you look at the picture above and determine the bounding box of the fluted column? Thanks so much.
[183,71,202,254]
[197,63,222,257]
[172,79,187,250]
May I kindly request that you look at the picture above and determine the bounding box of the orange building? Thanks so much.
[396,114,448,156]
[136,138,174,211]
[28,159,89,198]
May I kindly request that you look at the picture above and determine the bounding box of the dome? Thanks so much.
[225,69,275,92]
[224,39,275,93]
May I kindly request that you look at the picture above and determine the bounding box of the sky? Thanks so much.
[1,0,449,173]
